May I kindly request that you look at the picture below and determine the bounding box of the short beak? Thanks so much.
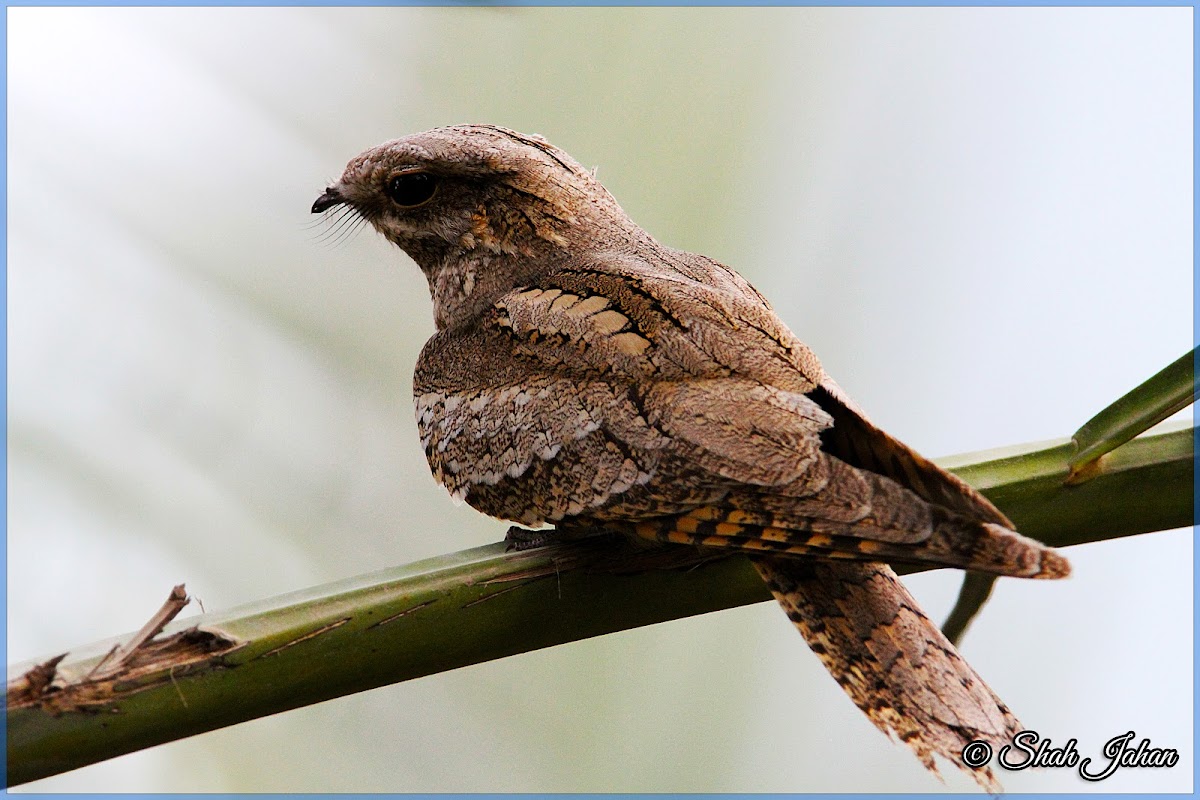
[311,186,344,214]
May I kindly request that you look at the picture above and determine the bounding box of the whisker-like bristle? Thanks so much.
[311,206,368,248]
[325,215,368,248]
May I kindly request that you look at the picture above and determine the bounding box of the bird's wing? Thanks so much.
[809,376,1014,528]
[417,251,1045,566]
[458,254,1012,520]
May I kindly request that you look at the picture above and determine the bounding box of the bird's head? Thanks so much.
[313,125,634,272]
[314,125,647,328]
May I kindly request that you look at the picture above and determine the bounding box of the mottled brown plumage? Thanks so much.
[314,125,1069,790]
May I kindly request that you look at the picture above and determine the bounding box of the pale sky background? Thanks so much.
[7,7,1193,793]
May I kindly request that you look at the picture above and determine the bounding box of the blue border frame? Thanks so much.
[1,3,1194,797]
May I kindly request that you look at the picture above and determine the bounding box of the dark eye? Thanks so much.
[385,171,437,207]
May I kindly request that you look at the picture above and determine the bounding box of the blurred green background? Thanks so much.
[7,7,1192,792]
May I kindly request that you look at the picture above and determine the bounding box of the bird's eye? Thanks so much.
[385,171,438,207]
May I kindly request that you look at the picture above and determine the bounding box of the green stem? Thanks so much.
[940,572,998,646]
[1068,347,1197,479]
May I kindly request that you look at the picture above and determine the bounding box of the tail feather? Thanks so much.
[754,557,1019,792]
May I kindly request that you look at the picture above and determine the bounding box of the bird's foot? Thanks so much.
[504,523,622,552]
[504,526,555,552]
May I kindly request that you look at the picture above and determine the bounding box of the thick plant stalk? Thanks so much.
[7,422,1193,787]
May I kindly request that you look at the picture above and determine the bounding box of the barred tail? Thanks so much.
[753,557,1019,792]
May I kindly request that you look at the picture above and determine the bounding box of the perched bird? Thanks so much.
[313,125,1069,791]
